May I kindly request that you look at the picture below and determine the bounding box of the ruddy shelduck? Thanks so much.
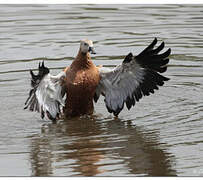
[25,38,171,121]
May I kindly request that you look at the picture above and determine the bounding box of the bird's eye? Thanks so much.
[84,43,88,46]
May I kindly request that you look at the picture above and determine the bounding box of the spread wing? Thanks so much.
[24,61,66,121]
[94,38,171,116]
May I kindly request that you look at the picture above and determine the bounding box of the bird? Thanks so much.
[24,38,171,121]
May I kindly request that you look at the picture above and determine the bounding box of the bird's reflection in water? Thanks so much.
[29,115,176,176]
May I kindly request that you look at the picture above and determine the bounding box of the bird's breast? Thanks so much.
[66,67,100,95]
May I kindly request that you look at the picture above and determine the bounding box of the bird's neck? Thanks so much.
[74,49,93,68]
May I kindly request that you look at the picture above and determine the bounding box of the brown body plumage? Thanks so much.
[64,44,100,117]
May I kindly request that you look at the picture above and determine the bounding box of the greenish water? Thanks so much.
[0,4,203,176]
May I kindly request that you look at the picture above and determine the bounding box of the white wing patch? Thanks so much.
[95,61,146,116]
[25,67,66,121]
[36,72,66,120]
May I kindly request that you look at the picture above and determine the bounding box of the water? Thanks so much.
[0,4,203,176]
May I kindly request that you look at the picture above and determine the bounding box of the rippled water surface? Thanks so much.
[0,4,203,176]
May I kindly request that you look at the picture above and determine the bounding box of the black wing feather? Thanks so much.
[136,38,171,73]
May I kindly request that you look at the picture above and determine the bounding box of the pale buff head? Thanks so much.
[80,39,96,54]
